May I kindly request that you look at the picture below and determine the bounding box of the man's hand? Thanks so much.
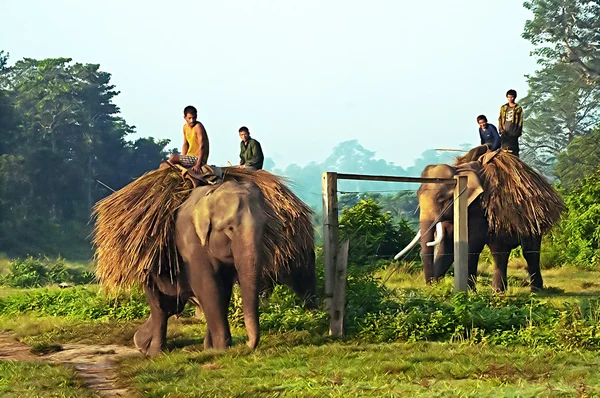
[192,163,203,173]
[238,164,245,169]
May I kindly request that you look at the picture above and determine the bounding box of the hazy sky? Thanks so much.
[1,0,537,169]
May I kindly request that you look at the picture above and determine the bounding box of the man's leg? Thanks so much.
[169,154,198,168]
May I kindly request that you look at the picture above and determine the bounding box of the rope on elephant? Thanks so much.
[91,166,314,291]
[456,148,564,237]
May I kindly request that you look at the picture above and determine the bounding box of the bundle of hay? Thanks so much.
[454,148,564,237]
[479,151,564,237]
[92,167,194,289]
[92,166,314,291]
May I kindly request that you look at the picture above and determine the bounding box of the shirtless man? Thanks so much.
[167,105,209,173]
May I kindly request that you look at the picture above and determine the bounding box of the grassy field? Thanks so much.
[0,361,99,397]
[2,258,600,397]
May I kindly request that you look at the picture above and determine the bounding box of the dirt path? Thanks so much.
[0,333,142,397]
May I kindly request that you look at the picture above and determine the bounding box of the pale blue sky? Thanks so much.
[1,0,537,169]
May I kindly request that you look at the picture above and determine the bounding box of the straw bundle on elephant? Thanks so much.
[92,166,314,290]
[466,151,564,237]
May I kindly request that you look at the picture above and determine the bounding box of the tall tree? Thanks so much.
[523,0,600,82]
[520,62,600,175]
[555,126,600,190]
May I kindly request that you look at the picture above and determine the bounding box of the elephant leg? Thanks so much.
[522,236,543,292]
[204,266,237,350]
[134,283,187,356]
[433,223,454,280]
[188,254,232,350]
[489,242,510,292]
[233,246,261,349]
[467,239,486,291]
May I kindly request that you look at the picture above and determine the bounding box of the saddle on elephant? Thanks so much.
[161,161,223,187]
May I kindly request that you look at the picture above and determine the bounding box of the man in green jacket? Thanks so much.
[238,126,264,170]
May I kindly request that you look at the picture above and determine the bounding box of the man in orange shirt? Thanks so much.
[168,105,209,173]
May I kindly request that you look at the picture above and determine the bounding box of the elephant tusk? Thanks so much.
[426,222,444,247]
[394,231,421,260]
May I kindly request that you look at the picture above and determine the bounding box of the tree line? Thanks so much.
[0,53,173,259]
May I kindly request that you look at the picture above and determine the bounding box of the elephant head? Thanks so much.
[395,161,485,283]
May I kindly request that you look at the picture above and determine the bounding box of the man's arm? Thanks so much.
[479,129,485,146]
[498,106,505,135]
[191,123,207,172]
[515,106,523,137]
[181,126,189,155]
[239,142,246,166]
[246,140,264,168]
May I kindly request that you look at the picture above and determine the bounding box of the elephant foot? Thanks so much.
[134,319,165,356]
[133,328,152,355]
[530,285,543,293]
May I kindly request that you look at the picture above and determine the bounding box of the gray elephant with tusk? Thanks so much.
[395,146,564,292]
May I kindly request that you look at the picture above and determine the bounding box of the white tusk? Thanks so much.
[426,222,444,247]
[394,231,421,260]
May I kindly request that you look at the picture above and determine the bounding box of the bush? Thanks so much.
[551,170,600,268]
[0,287,148,320]
[339,199,417,265]
[0,256,95,288]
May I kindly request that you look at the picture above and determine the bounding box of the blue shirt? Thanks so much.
[479,123,501,150]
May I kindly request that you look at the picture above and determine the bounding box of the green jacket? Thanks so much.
[498,103,523,153]
[239,138,264,170]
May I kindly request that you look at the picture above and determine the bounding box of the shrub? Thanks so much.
[339,199,417,265]
[0,256,95,288]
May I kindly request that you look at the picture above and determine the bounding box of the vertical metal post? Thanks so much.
[453,175,469,292]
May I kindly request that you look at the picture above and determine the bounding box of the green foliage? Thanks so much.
[0,55,171,259]
[523,0,600,81]
[552,169,600,268]
[521,63,600,177]
[555,126,600,190]
[0,287,148,320]
[338,199,417,265]
[0,256,95,287]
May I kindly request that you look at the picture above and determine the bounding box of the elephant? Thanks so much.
[133,179,268,355]
[396,161,544,292]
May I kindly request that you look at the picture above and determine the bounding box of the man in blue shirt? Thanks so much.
[477,114,501,151]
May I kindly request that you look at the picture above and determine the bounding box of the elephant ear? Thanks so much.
[455,161,484,206]
[192,192,213,247]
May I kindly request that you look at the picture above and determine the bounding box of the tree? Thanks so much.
[555,126,600,190]
[520,62,600,175]
[552,167,600,268]
[339,199,417,265]
[0,56,170,258]
[523,0,600,82]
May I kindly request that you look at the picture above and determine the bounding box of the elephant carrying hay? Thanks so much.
[395,146,564,292]
[92,166,316,355]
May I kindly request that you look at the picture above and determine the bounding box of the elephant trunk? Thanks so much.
[233,222,263,349]
[420,219,436,283]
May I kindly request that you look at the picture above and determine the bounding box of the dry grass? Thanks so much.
[455,148,564,237]
[92,167,193,291]
[92,166,314,291]
[479,151,564,237]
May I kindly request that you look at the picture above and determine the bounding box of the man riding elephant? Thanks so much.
[92,165,316,355]
[395,147,564,292]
